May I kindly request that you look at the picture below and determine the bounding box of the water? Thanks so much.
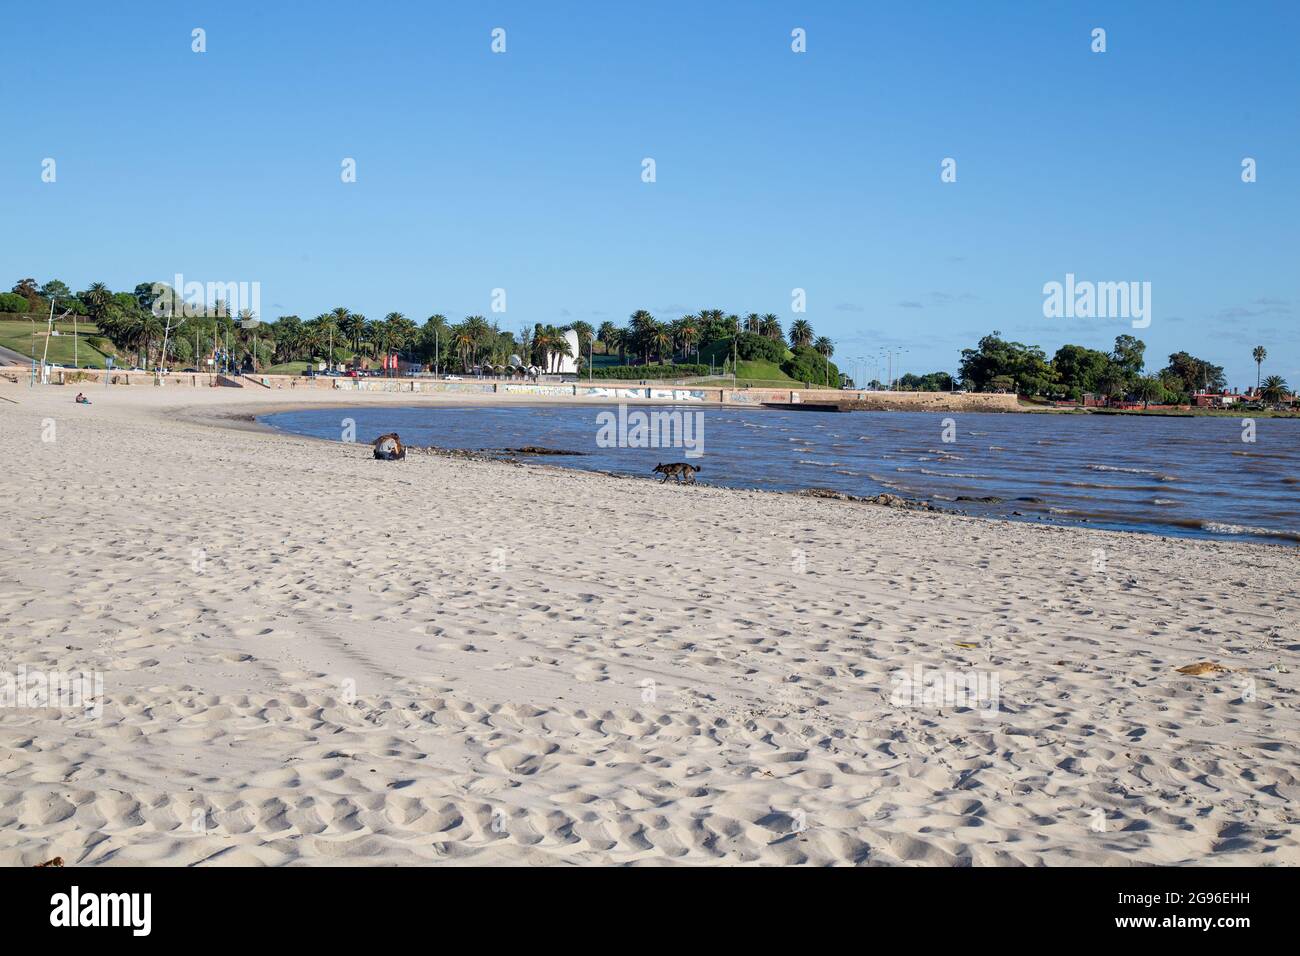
[262,404,1300,545]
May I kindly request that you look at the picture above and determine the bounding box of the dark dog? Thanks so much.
[373,433,406,460]
[652,462,700,484]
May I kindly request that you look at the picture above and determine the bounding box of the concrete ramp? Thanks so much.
[214,375,244,388]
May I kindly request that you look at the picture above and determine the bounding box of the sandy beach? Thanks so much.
[1,381,1296,866]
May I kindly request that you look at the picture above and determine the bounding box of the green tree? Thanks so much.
[39,279,72,302]
[1162,351,1226,395]
[1051,344,1112,397]
[1260,374,1289,404]
[1134,374,1165,409]
[788,319,814,348]
[960,331,1053,395]
[596,321,617,355]
[81,282,113,323]
[782,345,840,386]
[1252,346,1267,391]
[627,310,658,364]
[569,320,595,363]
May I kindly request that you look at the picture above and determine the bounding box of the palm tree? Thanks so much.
[569,320,595,362]
[451,322,478,371]
[1135,374,1164,410]
[1260,374,1289,405]
[311,312,340,365]
[788,319,814,348]
[535,324,572,372]
[744,313,762,334]
[605,326,626,364]
[382,312,417,356]
[1252,346,1267,392]
[760,313,783,340]
[596,321,617,355]
[82,282,112,323]
[628,310,657,364]
[813,336,833,358]
[422,314,449,367]
[1098,371,1127,406]
[341,310,366,355]
[274,315,304,362]
[651,323,673,364]
[674,314,700,362]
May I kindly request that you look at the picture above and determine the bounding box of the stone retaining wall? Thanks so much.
[34,368,1021,411]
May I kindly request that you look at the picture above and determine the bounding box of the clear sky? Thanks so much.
[4,1,1297,387]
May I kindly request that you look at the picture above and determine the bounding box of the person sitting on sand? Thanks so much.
[75,393,92,405]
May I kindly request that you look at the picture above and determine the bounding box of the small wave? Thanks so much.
[1201,521,1300,541]
[1088,464,1154,475]
[1151,498,1179,506]
[1088,463,1180,482]
[918,468,990,479]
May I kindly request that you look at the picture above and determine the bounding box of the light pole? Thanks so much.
[38,296,73,384]
[158,301,177,382]
[39,297,55,380]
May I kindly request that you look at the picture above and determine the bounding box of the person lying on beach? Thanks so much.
[373,433,405,460]
[75,393,92,405]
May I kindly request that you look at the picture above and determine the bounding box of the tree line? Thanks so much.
[4,277,1284,400]
[956,331,1289,405]
[2,279,836,375]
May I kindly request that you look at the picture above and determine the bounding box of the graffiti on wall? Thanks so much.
[503,384,574,396]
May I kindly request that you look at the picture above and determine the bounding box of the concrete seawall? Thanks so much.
[21,367,1022,412]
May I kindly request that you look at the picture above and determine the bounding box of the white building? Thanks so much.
[549,328,580,374]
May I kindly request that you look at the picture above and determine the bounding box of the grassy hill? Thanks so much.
[694,359,809,388]
[0,317,116,368]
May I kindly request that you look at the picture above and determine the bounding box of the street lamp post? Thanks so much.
[39,297,56,381]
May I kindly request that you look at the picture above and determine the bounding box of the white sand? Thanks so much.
[1,381,1296,865]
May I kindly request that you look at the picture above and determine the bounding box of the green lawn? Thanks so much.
[695,359,811,388]
[263,361,314,376]
[0,318,116,368]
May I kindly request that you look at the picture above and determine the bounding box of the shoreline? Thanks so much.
[251,396,1300,549]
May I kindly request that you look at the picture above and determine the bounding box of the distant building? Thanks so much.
[1191,390,1241,408]
[547,329,580,374]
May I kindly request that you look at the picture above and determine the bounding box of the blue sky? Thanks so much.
[4,1,1297,386]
